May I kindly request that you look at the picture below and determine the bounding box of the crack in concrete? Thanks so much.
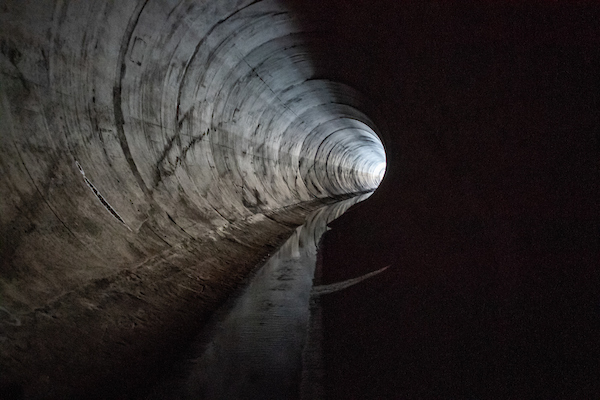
[76,161,132,231]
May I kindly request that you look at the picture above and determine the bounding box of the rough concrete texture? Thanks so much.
[0,0,385,397]
[2,0,599,399]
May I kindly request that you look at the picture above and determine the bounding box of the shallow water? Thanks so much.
[147,194,372,400]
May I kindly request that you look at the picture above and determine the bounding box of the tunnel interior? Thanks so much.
[1,0,388,397]
[0,0,386,310]
[1,0,599,399]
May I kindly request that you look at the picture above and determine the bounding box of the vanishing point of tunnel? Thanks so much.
[1,0,598,399]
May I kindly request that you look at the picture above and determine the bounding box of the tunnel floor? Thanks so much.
[143,194,380,400]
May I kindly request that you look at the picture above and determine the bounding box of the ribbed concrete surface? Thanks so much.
[0,0,384,312]
[0,0,384,397]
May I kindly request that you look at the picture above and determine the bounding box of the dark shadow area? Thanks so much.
[285,0,600,398]
[0,383,25,400]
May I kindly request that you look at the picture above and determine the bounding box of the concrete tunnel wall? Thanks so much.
[2,0,599,399]
[0,0,385,396]
[0,0,385,309]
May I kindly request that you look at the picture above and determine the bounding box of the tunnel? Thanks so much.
[0,0,598,399]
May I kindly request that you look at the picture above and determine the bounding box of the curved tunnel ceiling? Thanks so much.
[0,0,386,311]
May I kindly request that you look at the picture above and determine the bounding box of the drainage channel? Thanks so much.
[145,193,387,400]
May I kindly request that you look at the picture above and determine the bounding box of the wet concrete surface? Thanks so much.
[146,193,381,400]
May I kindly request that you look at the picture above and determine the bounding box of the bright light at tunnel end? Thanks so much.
[374,161,387,184]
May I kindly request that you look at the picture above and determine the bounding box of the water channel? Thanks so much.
[147,194,386,399]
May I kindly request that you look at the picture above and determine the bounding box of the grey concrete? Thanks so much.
[0,0,385,397]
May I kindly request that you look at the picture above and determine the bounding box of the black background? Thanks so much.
[288,1,599,398]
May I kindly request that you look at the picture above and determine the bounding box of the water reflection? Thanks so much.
[149,194,379,400]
